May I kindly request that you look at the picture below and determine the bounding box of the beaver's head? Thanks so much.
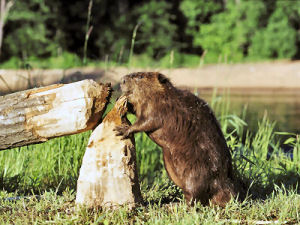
[120,72,170,105]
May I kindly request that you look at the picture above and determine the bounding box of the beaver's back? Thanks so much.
[149,87,232,174]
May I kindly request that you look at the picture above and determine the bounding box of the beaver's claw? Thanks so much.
[114,124,130,139]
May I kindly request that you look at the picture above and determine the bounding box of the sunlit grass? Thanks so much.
[0,187,299,224]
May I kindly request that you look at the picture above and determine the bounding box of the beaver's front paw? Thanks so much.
[114,124,130,139]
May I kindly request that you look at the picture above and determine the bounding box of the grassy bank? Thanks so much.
[0,52,276,70]
[0,95,299,224]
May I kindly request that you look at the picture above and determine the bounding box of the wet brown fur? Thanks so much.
[115,72,237,206]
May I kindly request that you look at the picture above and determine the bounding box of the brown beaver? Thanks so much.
[115,72,237,206]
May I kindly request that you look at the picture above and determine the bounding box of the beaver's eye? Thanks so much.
[137,74,143,79]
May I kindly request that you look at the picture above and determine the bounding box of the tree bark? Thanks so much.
[0,79,111,150]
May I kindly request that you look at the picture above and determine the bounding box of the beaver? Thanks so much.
[115,72,237,206]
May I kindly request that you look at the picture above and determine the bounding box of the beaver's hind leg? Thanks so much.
[210,179,236,207]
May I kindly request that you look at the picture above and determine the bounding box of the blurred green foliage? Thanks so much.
[248,1,299,59]
[4,0,54,58]
[1,0,300,67]
[192,0,267,62]
[132,1,177,58]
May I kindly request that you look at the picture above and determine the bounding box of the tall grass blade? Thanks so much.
[83,0,93,65]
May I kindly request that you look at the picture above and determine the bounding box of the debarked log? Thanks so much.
[76,96,143,209]
[0,80,111,150]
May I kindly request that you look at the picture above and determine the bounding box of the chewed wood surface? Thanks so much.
[0,80,110,150]
[76,96,142,208]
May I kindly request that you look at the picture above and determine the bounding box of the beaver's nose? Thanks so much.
[121,75,130,84]
[121,77,126,84]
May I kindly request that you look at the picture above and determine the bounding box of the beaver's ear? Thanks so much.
[157,73,170,84]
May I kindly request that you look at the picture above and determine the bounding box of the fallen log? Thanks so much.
[0,80,111,150]
[76,96,143,209]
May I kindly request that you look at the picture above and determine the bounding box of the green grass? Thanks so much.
[0,187,299,224]
[0,95,299,224]
[0,50,277,70]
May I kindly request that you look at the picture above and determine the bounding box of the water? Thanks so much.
[199,89,300,134]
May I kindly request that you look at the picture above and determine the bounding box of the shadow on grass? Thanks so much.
[59,69,106,84]
[233,168,300,201]
[0,174,78,195]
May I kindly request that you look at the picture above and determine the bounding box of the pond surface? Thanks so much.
[199,89,300,134]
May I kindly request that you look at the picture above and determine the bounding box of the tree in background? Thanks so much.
[132,0,177,58]
[181,0,267,63]
[1,0,300,66]
[180,0,223,33]
[92,0,133,63]
[3,0,55,61]
[180,0,223,56]
[0,0,13,57]
[249,1,300,60]
[181,0,300,63]
[1,0,189,65]
[92,0,177,62]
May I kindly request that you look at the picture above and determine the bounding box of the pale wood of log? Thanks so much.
[0,80,111,150]
[76,96,143,209]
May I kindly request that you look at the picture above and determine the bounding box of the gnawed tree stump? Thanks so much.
[76,96,143,209]
[0,80,111,150]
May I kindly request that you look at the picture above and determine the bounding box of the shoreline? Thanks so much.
[181,86,300,96]
[0,60,300,94]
